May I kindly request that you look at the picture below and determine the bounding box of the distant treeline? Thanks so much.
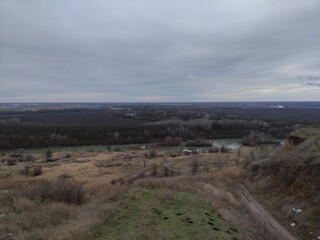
[1,105,317,149]
[0,118,293,149]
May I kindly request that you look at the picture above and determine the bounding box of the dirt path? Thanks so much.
[203,182,298,240]
[235,184,297,240]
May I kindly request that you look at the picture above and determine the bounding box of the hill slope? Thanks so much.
[248,129,320,239]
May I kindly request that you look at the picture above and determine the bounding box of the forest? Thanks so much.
[0,103,318,149]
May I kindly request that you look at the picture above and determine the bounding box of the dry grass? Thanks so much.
[0,180,126,240]
[0,198,120,240]
[16,179,85,205]
[0,146,276,240]
[216,167,246,179]
[0,150,137,240]
[247,134,320,240]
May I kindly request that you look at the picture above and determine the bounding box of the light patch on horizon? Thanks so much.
[0,0,319,102]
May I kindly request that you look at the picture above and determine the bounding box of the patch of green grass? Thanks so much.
[96,188,243,240]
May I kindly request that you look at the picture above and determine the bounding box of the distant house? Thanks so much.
[181,148,192,154]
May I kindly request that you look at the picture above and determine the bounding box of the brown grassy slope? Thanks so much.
[248,134,320,239]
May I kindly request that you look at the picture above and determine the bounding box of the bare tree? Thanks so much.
[249,151,255,162]
[25,165,30,178]
[45,150,53,162]
[152,163,157,176]
[163,163,169,177]
[216,158,223,170]
[203,160,209,172]
[191,158,199,175]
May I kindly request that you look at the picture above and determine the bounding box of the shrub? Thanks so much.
[220,145,230,154]
[169,152,180,158]
[137,172,145,179]
[20,165,30,177]
[111,179,117,184]
[113,147,121,152]
[7,158,17,166]
[58,173,72,179]
[95,160,122,168]
[18,154,33,162]
[19,180,85,205]
[31,166,42,176]
[185,139,211,147]
[45,150,53,162]
[249,163,260,175]
[161,136,181,146]
[20,165,42,177]
[208,146,219,153]
[145,149,157,159]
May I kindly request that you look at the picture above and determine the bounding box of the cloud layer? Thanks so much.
[0,0,319,102]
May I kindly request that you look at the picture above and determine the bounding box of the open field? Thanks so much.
[0,142,292,240]
[0,127,317,240]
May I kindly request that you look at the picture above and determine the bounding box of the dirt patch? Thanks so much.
[203,182,297,240]
[234,184,297,240]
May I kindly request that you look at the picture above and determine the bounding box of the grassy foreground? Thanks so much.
[96,188,243,240]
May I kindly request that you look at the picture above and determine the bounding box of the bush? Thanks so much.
[19,180,85,205]
[45,150,53,162]
[31,166,42,176]
[169,152,180,158]
[185,139,211,147]
[208,146,219,153]
[19,165,42,177]
[58,173,72,179]
[95,160,122,168]
[18,154,33,162]
[220,145,230,154]
[145,149,157,159]
[111,179,117,184]
[113,147,121,152]
[7,158,17,166]
[161,136,181,146]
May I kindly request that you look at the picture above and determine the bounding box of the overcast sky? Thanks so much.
[0,0,319,102]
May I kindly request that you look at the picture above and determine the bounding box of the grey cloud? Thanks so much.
[306,82,320,87]
[0,0,320,102]
[297,76,320,81]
